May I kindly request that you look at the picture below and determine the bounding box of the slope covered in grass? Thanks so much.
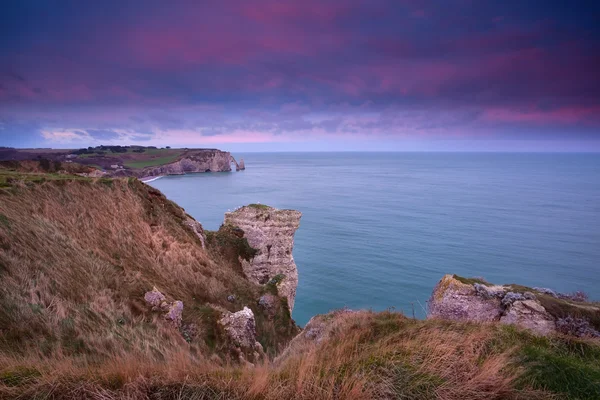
[0,171,599,399]
[0,173,297,365]
[2,310,599,399]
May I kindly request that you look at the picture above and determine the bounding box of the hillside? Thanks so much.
[0,169,599,399]
[0,146,245,178]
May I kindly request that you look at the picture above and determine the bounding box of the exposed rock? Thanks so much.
[556,316,600,338]
[183,217,206,248]
[500,300,555,336]
[501,291,529,307]
[219,307,264,362]
[474,283,506,299]
[238,158,245,170]
[165,301,184,328]
[258,294,278,318]
[144,287,168,311]
[144,288,183,328]
[139,150,234,177]
[224,205,302,311]
[227,295,236,303]
[428,275,600,337]
[533,287,558,298]
[428,275,504,322]
[275,309,356,363]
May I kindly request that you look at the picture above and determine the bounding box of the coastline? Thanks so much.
[141,175,165,183]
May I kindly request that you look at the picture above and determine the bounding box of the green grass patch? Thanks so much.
[248,203,271,210]
[0,214,9,229]
[0,366,41,387]
[124,154,182,169]
[518,337,600,399]
[452,275,488,285]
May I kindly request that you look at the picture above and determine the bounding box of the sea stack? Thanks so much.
[224,205,301,311]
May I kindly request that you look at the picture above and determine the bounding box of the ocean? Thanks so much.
[149,152,600,326]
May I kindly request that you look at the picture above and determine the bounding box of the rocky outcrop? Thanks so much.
[499,300,555,335]
[219,307,264,362]
[275,309,356,363]
[230,155,245,171]
[183,216,206,248]
[428,275,600,336]
[224,205,301,312]
[144,287,184,328]
[139,149,236,177]
[428,275,504,322]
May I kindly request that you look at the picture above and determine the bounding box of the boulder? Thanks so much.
[500,300,555,336]
[219,307,263,357]
[144,287,184,328]
[428,275,504,322]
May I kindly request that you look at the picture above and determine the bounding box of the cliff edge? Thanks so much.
[428,274,600,336]
[224,204,302,312]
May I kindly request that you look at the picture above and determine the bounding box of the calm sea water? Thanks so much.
[150,153,600,326]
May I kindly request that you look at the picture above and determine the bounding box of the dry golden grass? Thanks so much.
[0,177,295,363]
[0,311,559,399]
[1,176,598,399]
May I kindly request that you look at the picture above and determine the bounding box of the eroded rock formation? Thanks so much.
[140,150,233,177]
[428,275,600,336]
[219,307,264,362]
[224,205,301,311]
[144,287,184,328]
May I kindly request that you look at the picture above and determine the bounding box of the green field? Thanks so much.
[123,154,182,169]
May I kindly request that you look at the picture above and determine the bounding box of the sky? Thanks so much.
[1,0,599,151]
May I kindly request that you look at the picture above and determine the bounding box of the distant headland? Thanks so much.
[0,145,245,180]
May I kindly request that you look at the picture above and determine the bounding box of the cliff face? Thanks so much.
[224,205,301,311]
[140,150,233,177]
[428,274,600,336]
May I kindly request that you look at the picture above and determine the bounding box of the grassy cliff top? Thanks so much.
[0,146,227,171]
[0,174,598,399]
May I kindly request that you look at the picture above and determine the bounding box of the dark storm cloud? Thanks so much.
[0,0,599,147]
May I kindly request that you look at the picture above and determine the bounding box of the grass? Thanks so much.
[4,311,597,399]
[123,154,182,169]
[248,203,271,210]
[452,274,489,285]
[0,174,599,399]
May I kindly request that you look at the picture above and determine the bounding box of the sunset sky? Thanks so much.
[1,0,599,151]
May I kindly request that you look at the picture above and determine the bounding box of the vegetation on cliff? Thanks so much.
[0,169,599,399]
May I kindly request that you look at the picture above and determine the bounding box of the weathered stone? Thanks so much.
[165,300,183,328]
[144,287,167,311]
[139,150,234,177]
[275,309,356,364]
[556,316,600,338]
[258,294,278,318]
[501,291,525,306]
[227,295,236,303]
[144,288,184,328]
[474,283,506,299]
[219,307,262,352]
[500,300,555,335]
[183,217,206,248]
[224,205,301,312]
[428,275,504,322]
[533,287,558,298]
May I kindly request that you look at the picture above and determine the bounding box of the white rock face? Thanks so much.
[428,275,560,336]
[224,205,301,311]
[141,150,234,177]
[219,306,264,361]
[500,300,556,336]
